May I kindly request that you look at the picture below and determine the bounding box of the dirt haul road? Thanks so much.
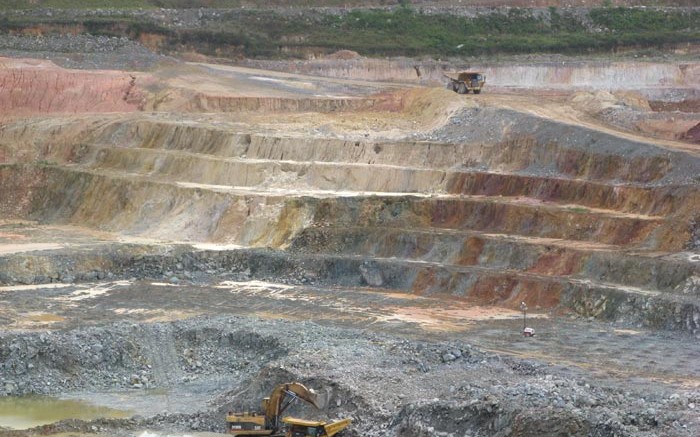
[0,57,699,437]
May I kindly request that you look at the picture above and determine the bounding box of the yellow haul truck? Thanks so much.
[444,71,486,94]
[226,382,351,437]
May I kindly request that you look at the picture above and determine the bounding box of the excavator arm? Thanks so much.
[227,382,350,436]
[262,383,321,431]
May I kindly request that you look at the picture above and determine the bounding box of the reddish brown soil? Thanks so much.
[650,100,700,113]
[0,58,145,115]
[683,122,700,144]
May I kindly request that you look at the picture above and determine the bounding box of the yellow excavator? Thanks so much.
[226,382,351,437]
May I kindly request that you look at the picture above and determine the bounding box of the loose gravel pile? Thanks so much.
[416,106,700,185]
[0,34,168,70]
[1,316,698,436]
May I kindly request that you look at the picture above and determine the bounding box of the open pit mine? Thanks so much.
[0,53,699,437]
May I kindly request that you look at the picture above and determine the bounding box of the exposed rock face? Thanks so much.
[0,34,166,71]
[241,58,700,91]
[0,319,286,396]
[683,122,700,144]
[0,58,145,114]
[1,67,699,331]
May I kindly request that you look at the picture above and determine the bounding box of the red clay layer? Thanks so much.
[0,58,144,114]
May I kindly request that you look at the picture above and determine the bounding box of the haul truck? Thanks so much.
[444,71,486,94]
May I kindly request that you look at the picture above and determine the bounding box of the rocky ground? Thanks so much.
[1,313,699,437]
[0,227,699,436]
[0,26,699,437]
[0,35,170,71]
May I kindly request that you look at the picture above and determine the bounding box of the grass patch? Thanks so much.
[36,159,57,167]
[0,0,145,8]
[0,7,698,58]
[0,1,695,8]
[293,7,699,56]
[0,0,386,9]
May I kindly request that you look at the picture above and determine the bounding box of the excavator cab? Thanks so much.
[226,411,269,436]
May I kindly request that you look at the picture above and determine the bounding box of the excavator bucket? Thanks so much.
[266,382,321,414]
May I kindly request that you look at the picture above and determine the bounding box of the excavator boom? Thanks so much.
[263,382,320,429]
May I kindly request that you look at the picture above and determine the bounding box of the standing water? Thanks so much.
[0,396,131,429]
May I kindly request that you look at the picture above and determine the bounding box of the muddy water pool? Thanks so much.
[0,396,131,429]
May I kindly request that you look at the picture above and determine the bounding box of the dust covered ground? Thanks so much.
[0,37,699,437]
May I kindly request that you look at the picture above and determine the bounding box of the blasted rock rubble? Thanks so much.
[0,35,168,70]
[0,316,697,437]
[0,246,327,287]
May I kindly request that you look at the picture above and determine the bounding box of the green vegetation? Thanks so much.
[589,7,699,31]
[0,6,698,58]
[0,0,145,8]
[0,0,386,9]
[297,7,699,56]
[0,0,695,8]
